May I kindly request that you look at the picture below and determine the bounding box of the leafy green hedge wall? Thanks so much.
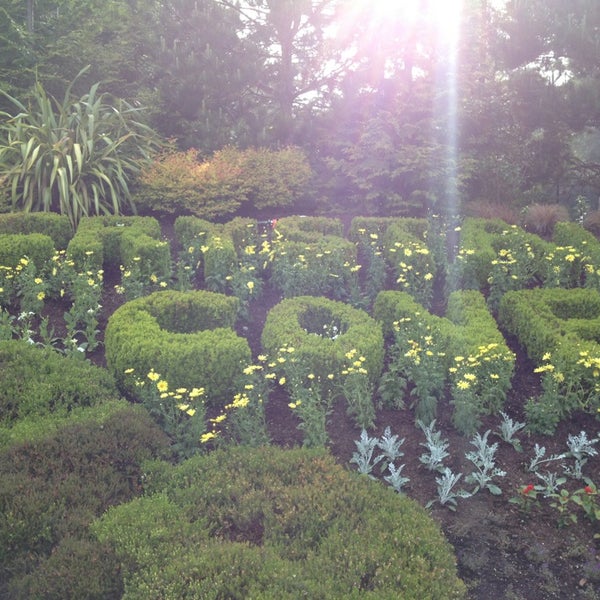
[105,290,250,406]
[1,402,170,599]
[0,213,72,250]
[0,340,118,428]
[262,296,384,394]
[92,447,466,599]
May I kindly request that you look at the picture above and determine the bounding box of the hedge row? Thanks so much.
[0,340,118,428]
[105,290,250,407]
[374,289,514,432]
[261,295,384,395]
[66,216,170,280]
[0,213,72,250]
[1,402,170,598]
[92,446,466,599]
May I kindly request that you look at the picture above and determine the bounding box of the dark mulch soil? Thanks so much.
[38,217,600,600]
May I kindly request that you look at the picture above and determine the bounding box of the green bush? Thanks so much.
[270,228,359,301]
[0,233,56,270]
[0,402,170,592]
[174,215,215,251]
[275,215,343,241]
[0,75,160,230]
[134,146,312,219]
[0,340,118,428]
[261,296,384,394]
[67,216,168,276]
[374,290,514,433]
[105,290,250,407]
[92,446,466,599]
[8,536,123,600]
[0,213,72,250]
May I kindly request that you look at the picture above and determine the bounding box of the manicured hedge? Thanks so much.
[92,446,466,599]
[374,290,514,432]
[66,216,170,279]
[0,213,72,250]
[0,233,56,270]
[261,296,384,393]
[105,290,250,407]
[0,402,170,598]
[0,340,118,428]
[275,215,344,241]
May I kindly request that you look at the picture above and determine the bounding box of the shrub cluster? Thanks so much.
[0,340,118,428]
[105,290,250,407]
[66,216,170,280]
[262,296,384,395]
[0,401,170,598]
[374,290,514,433]
[0,213,72,250]
[134,146,313,219]
[499,287,600,431]
[92,446,466,599]
[0,233,56,271]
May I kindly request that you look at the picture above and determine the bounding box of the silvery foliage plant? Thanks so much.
[464,430,506,495]
[350,427,409,493]
[417,419,449,473]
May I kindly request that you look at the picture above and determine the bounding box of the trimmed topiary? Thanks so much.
[0,340,118,428]
[0,401,170,594]
[105,290,250,407]
[0,213,73,250]
[92,446,466,599]
[0,233,56,271]
[66,216,170,278]
[261,296,384,394]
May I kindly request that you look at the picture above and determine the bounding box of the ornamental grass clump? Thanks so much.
[0,71,160,230]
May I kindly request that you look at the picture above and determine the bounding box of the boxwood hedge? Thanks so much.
[92,446,466,599]
[261,296,384,393]
[105,290,250,407]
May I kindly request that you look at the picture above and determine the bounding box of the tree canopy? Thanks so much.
[1,0,600,216]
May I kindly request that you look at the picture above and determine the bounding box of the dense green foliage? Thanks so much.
[105,290,250,406]
[1,1,599,217]
[0,340,118,427]
[92,446,466,599]
[0,75,160,229]
[0,402,170,598]
[134,146,313,220]
[0,213,72,249]
[262,295,384,395]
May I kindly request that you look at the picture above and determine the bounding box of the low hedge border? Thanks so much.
[66,216,170,280]
[0,213,72,250]
[374,290,514,431]
[261,296,384,394]
[498,287,600,430]
[0,402,169,596]
[92,446,466,599]
[0,340,118,428]
[105,290,250,407]
[0,233,56,271]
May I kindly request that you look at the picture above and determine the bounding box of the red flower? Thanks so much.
[522,484,535,495]
[584,485,594,494]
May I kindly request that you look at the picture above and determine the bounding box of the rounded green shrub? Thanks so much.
[0,340,118,427]
[0,233,56,270]
[0,213,73,250]
[105,290,250,406]
[261,296,384,392]
[93,447,465,599]
[0,402,170,591]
